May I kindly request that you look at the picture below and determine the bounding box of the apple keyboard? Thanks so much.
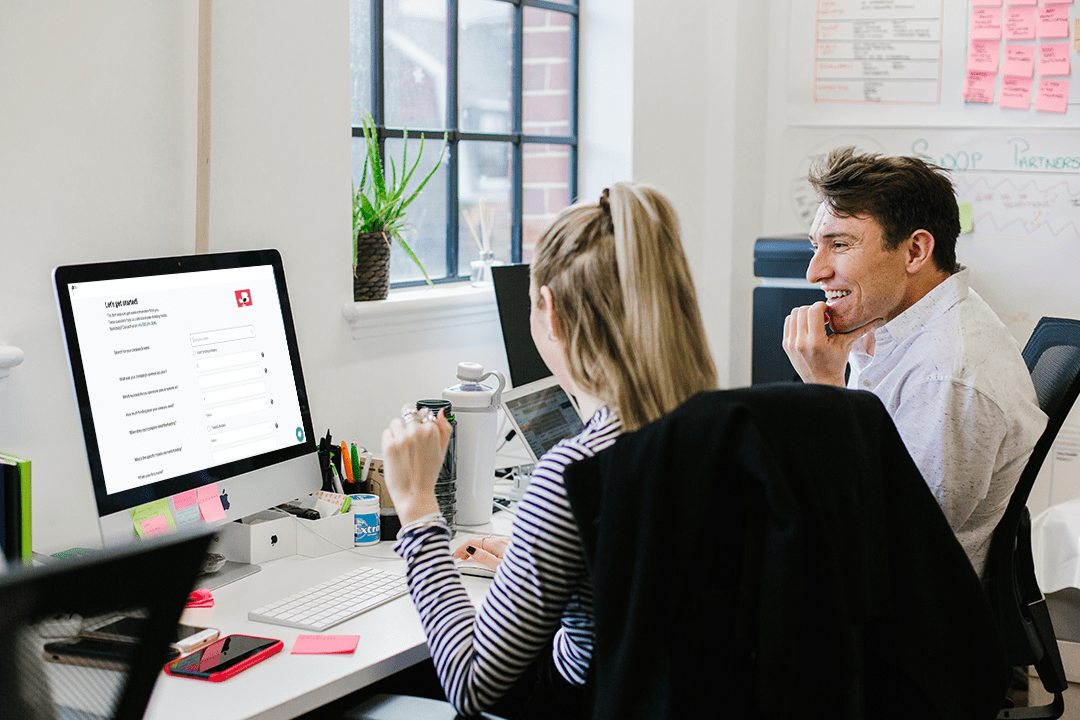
[248,566,409,632]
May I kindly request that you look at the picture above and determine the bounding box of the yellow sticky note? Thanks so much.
[958,202,974,235]
[131,498,177,538]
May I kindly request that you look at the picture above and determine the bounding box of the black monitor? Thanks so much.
[0,531,212,720]
[53,249,322,547]
[491,264,550,388]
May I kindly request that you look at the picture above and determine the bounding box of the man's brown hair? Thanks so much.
[809,147,961,273]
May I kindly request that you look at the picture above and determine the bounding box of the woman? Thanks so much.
[381,182,717,718]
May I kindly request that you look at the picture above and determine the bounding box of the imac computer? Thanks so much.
[53,249,323,565]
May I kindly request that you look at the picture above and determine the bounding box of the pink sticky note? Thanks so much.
[1000,76,1033,109]
[968,40,1001,73]
[972,8,1004,38]
[173,489,198,510]
[1039,44,1071,75]
[1042,0,1072,4]
[1035,79,1069,113]
[291,635,361,655]
[1004,7,1037,39]
[199,496,227,522]
[140,515,172,538]
[1006,0,1036,4]
[1037,6,1069,38]
[964,72,998,103]
[1003,44,1036,76]
[972,0,1002,5]
[196,483,219,502]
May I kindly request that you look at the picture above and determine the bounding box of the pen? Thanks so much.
[360,451,373,494]
[341,441,354,483]
[330,462,345,495]
[350,443,362,488]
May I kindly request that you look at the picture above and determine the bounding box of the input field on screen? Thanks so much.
[209,422,275,447]
[198,365,265,389]
[195,350,262,372]
[204,398,269,421]
[202,382,265,405]
[190,326,255,347]
[213,437,276,464]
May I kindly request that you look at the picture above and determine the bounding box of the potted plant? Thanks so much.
[352,111,447,300]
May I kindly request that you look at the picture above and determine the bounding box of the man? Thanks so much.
[783,146,1046,579]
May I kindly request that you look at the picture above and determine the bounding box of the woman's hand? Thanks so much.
[453,535,509,571]
[381,405,454,526]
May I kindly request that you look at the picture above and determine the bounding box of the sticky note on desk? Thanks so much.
[291,634,360,655]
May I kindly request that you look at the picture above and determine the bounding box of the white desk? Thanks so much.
[144,511,514,720]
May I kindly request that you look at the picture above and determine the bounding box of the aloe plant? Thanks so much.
[352,112,447,285]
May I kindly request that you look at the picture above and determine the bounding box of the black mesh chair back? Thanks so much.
[0,532,211,720]
[986,317,1080,719]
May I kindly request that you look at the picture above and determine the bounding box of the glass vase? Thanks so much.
[470,251,502,287]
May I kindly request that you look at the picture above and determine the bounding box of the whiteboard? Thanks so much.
[787,0,1080,127]
[770,126,1080,513]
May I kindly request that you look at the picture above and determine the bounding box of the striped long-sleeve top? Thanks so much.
[393,406,622,716]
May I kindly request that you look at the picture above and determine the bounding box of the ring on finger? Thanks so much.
[402,410,419,424]
[417,407,432,423]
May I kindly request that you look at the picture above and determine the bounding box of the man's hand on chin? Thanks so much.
[783,302,882,386]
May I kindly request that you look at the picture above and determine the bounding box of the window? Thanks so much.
[351,0,579,287]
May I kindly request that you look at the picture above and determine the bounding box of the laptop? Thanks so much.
[501,377,585,465]
[491,264,586,464]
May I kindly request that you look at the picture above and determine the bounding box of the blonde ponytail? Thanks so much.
[531,182,717,431]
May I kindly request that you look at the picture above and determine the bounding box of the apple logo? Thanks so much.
[270,534,278,546]
[220,490,230,511]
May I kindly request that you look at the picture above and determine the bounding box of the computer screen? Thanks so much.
[54,249,322,546]
[501,378,585,464]
[491,263,550,388]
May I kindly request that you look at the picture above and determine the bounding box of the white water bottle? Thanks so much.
[442,362,506,525]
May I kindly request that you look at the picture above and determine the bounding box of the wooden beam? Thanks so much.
[196,0,212,254]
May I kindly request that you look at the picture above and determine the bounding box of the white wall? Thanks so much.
[0,1,508,553]
[631,0,770,387]
[0,0,771,553]
[0,2,200,550]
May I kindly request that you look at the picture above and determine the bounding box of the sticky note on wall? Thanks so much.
[959,203,974,235]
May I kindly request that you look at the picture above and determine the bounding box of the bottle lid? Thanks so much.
[417,398,453,417]
[349,493,379,508]
[456,362,484,381]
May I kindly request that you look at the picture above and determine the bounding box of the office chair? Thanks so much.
[0,531,212,720]
[986,317,1080,720]
[350,384,1016,720]
[562,385,1008,720]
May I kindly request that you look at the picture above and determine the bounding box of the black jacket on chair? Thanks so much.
[563,385,1007,720]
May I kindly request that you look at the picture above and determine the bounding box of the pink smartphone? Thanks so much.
[164,634,282,682]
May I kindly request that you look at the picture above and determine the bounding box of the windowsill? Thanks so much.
[341,282,498,339]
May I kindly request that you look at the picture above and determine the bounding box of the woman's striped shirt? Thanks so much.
[393,406,622,716]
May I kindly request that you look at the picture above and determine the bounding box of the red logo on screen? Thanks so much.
[235,289,252,307]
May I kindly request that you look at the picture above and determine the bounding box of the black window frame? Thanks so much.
[353,0,580,288]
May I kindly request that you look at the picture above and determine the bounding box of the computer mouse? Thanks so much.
[454,557,495,578]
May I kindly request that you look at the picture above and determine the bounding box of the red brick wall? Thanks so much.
[521,7,572,262]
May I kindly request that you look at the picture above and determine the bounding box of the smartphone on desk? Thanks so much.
[43,637,181,671]
[84,616,220,655]
[164,634,282,682]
